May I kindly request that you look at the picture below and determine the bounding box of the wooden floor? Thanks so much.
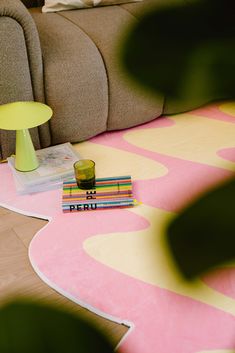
[0,206,128,347]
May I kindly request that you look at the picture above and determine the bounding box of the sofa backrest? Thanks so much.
[21,0,44,8]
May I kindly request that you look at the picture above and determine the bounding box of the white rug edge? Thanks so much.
[0,201,134,350]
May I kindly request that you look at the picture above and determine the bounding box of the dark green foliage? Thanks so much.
[167,177,235,279]
[0,299,114,353]
[122,0,235,110]
[121,0,235,279]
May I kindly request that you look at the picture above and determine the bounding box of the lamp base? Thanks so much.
[15,129,39,172]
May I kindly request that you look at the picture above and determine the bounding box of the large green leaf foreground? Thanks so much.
[121,0,235,109]
[0,299,113,353]
[166,177,235,279]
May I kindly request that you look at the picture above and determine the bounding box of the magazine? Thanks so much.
[7,142,81,194]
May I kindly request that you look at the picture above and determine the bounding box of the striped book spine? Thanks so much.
[62,175,135,212]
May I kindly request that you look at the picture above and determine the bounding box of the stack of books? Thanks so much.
[62,175,137,212]
[7,143,81,194]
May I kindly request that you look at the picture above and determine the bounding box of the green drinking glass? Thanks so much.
[73,159,96,189]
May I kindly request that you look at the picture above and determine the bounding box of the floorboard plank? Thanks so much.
[0,206,128,346]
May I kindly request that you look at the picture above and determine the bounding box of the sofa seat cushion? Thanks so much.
[30,4,163,145]
[30,7,109,145]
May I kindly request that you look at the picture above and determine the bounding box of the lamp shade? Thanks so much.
[0,101,52,130]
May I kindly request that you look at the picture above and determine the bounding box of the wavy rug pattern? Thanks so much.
[1,102,235,353]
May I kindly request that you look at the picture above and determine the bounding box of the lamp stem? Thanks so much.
[15,129,39,171]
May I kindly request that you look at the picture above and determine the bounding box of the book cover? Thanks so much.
[7,143,80,190]
[62,176,136,212]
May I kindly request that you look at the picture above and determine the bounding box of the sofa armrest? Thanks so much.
[0,0,50,159]
[0,0,44,102]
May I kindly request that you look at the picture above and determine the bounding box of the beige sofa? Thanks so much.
[0,0,187,159]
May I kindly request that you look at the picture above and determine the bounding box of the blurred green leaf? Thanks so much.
[122,0,235,111]
[166,177,235,279]
[0,299,114,353]
[121,0,235,279]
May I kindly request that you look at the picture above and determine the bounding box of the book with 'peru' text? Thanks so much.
[62,175,136,212]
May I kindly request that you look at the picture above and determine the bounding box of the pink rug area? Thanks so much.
[1,102,235,353]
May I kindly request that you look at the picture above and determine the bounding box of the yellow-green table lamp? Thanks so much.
[0,101,52,171]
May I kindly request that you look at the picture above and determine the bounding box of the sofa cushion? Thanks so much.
[59,5,163,131]
[30,7,109,145]
[42,0,142,13]
[30,3,163,146]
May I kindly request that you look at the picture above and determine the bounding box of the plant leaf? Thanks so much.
[166,177,235,279]
[121,0,235,111]
[0,299,114,353]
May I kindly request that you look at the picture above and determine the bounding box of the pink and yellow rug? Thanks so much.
[1,102,235,353]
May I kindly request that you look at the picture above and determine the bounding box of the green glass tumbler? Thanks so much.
[73,159,96,189]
